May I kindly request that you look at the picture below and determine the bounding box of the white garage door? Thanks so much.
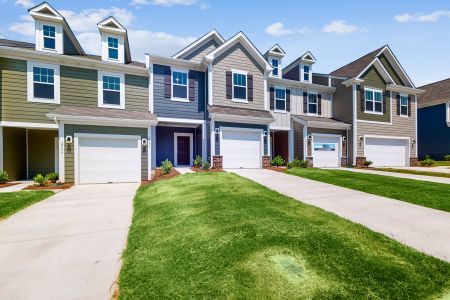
[365,137,408,167]
[78,135,141,184]
[313,135,340,168]
[221,129,261,168]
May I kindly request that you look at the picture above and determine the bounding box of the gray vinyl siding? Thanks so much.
[212,42,265,110]
[312,74,329,86]
[293,121,304,159]
[214,122,268,156]
[125,74,149,111]
[182,39,219,63]
[331,78,353,124]
[63,31,79,55]
[153,64,205,119]
[64,125,148,183]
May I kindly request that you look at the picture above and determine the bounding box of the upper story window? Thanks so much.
[108,37,119,60]
[275,87,286,111]
[308,92,317,114]
[172,70,188,101]
[27,61,60,103]
[301,64,312,83]
[232,71,247,100]
[365,88,383,114]
[43,25,56,50]
[400,94,408,116]
[98,72,124,109]
[271,58,279,77]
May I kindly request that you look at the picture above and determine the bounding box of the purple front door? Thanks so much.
[177,136,190,165]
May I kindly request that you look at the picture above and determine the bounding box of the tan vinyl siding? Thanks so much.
[63,125,148,183]
[125,74,149,111]
[28,129,57,178]
[331,78,353,123]
[183,39,219,63]
[212,42,265,110]
[357,66,391,123]
[61,66,97,108]
[3,127,26,180]
[379,54,404,86]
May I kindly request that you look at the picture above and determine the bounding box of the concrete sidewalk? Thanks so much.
[0,181,33,193]
[232,169,450,262]
[0,183,137,300]
[339,168,450,184]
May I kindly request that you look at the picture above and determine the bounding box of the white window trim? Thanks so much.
[35,20,63,54]
[173,132,193,166]
[446,102,450,126]
[101,34,124,64]
[274,86,286,113]
[306,91,318,116]
[98,71,125,109]
[231,69,248,103]
[27,61,60,104]
[399,93,409,118]
[300,63,312,83]
[364,87,384,115]
[171,68,189,102]
[270,57,281,78]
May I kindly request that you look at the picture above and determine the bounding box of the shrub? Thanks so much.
[202,161,210,170]
[33,173,49,187]
[194,155,202,167]
[46,172,59,183]
[444,155,450,161]
[419,155,436,167]
[270,155,285,167]
[287,159,309,169]
[160,159,173,175]
[0,171,9,184]
[363,160,373,167]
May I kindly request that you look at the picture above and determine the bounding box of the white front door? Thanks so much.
[78,136,141,184]
[365,137,408,167]
[221,129,262,168]
[312,135,340,168]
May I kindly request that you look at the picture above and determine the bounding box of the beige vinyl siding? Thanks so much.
[28,129,57,178]
[3,127,26,180]
[125,75,149,111]
[183,39,219,63]
[63,125,148,183]
[212,42,265,110]
[270,111,290,129]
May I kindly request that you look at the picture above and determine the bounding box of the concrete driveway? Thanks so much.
[232,169,450,262]
[0,183,138,300]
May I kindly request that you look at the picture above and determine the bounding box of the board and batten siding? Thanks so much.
[64,125,148,183]
[153,64,205,119]
[182,39,220,63]
[212,43,265,110]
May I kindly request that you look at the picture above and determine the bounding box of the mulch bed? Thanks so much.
[141,168,180,186]
[0,182,20,189]
[23,183,73,190]
[191,167,224,173]
[268,166,288,173]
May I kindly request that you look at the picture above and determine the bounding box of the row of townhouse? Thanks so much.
[0,2,424,184]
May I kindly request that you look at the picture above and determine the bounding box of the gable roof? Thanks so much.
[172,29,225,59]
[282,50,317,74]
[97,16,132,63]
[204,31,272,73]
[418,78,450,108]
[264,44,286,58]
[329,46,384,78]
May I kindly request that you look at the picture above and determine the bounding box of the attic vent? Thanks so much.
[104,21,120,29]
[273,48,281,53]
[38,7,56,16]
[304,55,313,60]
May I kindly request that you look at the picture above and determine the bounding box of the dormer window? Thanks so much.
[43,25,56,50]
[302,65,311,82]
[271,58,279,77]
[108,37,119,60]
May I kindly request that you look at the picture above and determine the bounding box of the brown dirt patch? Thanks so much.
[23,183,73,190]
[0,182,20,189]
[191,167,224,173]
[141,168,180,186]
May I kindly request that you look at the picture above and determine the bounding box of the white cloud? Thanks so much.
[14,0,35,9]
[9,14,34,37]
[131,0,199,6]
[322,20,359,35]
[394,10,450,23]
[265,22,307,37]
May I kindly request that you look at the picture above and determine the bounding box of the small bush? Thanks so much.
[419,155,436,167]
[271,155,285,167]
[33,173,49,187]
[364,160,373,167]
[287,159,309,169]
[202,161,210,170]
[161,159,173,175]
[46,172,59,183]
[194,155,202,167]
[444,155,450,161]
[0,171,9,184]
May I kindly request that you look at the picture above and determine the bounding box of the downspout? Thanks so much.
[352,83,357,166]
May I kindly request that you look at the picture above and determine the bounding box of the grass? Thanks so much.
[435,161,450,167]
[287,168,450,212]
[0,191,54,219]
[119,172,450,299]
[371,167,450,178]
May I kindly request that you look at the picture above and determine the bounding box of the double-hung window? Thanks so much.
[108,37,119,60]
[303,65,311,82]
[308,93,317,114]
[400,94,408,116]
[33,66,54,99]
[43,25,56,50]
[275,87,286,111]
[232,71,247,100]
[271,59,279,77]
[172,70,188,100]
[102,75,121,105]
[365,88,383,114]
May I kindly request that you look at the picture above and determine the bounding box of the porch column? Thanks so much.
[147,126,152,179]
[58,121,65,183]
[303,125,308,160]
[202,121,207,160]
[0,126,3,171]
[288,119,294,162]
[210,119,215,161]
[151,126,156,169]
[267,124,271,158]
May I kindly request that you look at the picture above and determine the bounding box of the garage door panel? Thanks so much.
[365,138,407,167]
[221,129,261,169]
[312,136,340,168]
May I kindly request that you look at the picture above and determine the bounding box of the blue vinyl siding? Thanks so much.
[153,64,205,119]
[418,104,450,160]
[214,122,268,156]
[63,31,79,55]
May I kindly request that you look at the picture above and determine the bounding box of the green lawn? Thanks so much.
[119,173,450,299]
[0,191,54,219]
[287,168,450,212]
[372,167,450,178]
[435,161,450,167]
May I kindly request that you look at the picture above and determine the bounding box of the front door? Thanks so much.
[177,136,190,165]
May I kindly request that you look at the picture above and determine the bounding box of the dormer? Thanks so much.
[264,44,285,78]
[97,17,132,64]
[299,51,316,83]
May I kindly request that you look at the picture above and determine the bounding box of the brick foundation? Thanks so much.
[262,156,270,168]
[356,157,366,168]
[341,157,348,167]
[410,157,419,167]
[212,155,223,169]
[306,157,313,167]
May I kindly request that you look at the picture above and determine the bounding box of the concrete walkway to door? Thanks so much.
[0,183,138,300]
[232,169,450,262]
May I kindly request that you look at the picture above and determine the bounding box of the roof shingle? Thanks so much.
[418,78,450,108]
[329,46,385,78]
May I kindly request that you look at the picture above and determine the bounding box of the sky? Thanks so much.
[1,0,449,86]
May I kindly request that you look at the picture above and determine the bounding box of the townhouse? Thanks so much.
[0,2,425,185]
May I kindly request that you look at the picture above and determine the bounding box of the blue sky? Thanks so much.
[1,0,449,86]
